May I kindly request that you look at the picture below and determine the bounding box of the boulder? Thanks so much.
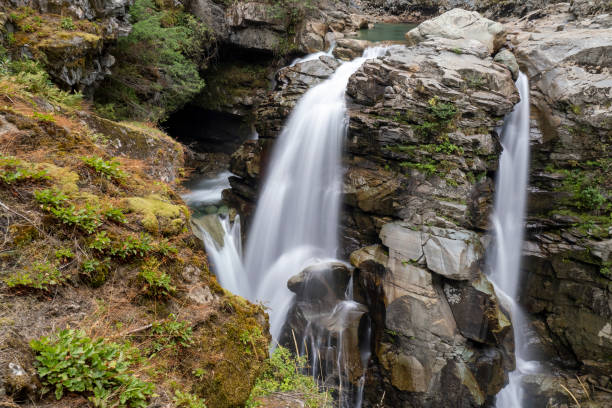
[80,114,184,183]
[405,8,506,54]
[443,274,513,345]
[287,261,352,300]
[494,48,519,80]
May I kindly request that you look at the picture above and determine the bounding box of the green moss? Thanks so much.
[191,301,269,408]
[124,194,188,235]
[40,163,79,193]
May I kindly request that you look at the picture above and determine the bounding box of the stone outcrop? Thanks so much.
[361,0,569,20]
[188,0,372,55]
[0,0,133,92]
[405,8,506,53]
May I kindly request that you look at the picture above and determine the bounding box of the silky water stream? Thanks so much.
[488,73,541,407]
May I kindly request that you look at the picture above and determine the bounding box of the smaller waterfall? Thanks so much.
[488,73,539,407]
[182,171,232,209]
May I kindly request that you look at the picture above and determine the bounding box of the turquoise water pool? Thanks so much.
[353,23,417,42]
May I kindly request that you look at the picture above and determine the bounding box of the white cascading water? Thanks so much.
[488,72,539,407]
[182,171,232,208]
[244,46,388,340]
[192,46,388,408]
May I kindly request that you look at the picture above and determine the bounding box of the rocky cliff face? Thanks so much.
[0,0,132,92]
[505,3,611,401]
[229,9,525,406]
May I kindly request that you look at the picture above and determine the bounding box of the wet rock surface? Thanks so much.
[504,3,612,381]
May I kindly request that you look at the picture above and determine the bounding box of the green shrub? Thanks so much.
[561,170,608,212]
[112,233,154,259]
[0,155,49,184]
[149,314,193,354]
[400,161,437,176]
[34,188,68,207]
[104,207,127,223]
[428,97,457,122]
[156,238,178,257]
[82,156,126,181]
[94,0,213,122]
[30,329,155,407]
[60,17,75,30]
[138,258,175,297]
[174,389,206,408]
[35,189,103,234]
[89,230,112,252]
[55,247,75,261]
[246,346,331,408]
[81,258,111,287]
[5,261,67,290]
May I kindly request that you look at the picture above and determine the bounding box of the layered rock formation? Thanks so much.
[229,9,524,406]
[0,0,135,92]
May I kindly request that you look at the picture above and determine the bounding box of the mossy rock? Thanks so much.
[124,194,189,236]
[189,297,270,407]
[83,115,184,183]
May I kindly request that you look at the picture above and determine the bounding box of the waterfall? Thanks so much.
[191,46,388,408]
[244,46,388,340]
[488,72,539,407]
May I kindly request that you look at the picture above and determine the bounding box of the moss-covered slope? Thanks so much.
[0,62,269,408]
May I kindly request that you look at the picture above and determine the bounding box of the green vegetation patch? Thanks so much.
[246,346,331,408]
[0,155,49,184]
[6,261,68,291]
[94,0,214,122]
[82,156,127,181]
[30,329,155,407]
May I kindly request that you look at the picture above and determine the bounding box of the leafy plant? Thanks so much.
[173,389,206,408]
[34,188,68,207]
[89,231,112,252]
[149,314,193,354]
[112,233,154,259]
[55,248,75,261]
[6,261,67,290]
[246,346,331,408]
[428,97,457,122]
[30,329,154,407]
[239,327,263,355]
[60,17,76,30]
[33,111,56,123]
[35,189,103,234]
[156,238,178,257]
[82,156,126,181]
[400,161,437,175]
[138,258,175,297]
[0,155,49,184]
[104,207,127,223]
[81,258,111,287]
